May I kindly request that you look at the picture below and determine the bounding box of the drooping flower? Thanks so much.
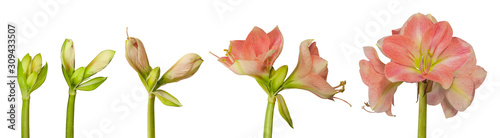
[359,47,402,116]
[284,39,346,101]
[380,13,472,89]
[427,48,487,118]
[212,26,283,78]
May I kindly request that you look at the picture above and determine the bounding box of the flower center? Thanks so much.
[419,53,432,74]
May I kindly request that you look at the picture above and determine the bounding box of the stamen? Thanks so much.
[331,97,352,107]
[362,103,376,113]
[209,51,220,58]
[419,53,432,74]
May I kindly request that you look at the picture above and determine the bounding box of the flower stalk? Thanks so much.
[264,96,276,138]
[147,94,155,138]
[65,89,76,138]
[21,99,30,138]
[418,81,427,138]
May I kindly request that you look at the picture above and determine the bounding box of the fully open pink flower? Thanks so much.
[380,13,472,89]
[359,47,402,116]
[213,26,283,77]
[284,39,345,100]
[427,48,487,118]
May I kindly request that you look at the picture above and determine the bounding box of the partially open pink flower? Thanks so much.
[359,47,402,116]
[284,39,346,100]
[212,26,283,78]
[380,13,472,89]
[427,48,487,118]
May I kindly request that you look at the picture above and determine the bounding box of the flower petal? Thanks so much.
[363,47,385,74]
[311,55,328,80]
[421,21,453,57]
[471,66,487,89]
[229,59,265,76]
[228,40,246,59]
[434,37,471,71]
[359,60,376,86]
[400,13,433,44]
[427,82,444,105]
[382,35,420,67]
[385,62,424,82]
[368,73,402,113]
[266,26,284,66]
[243,27,270,58]
[424,63,454,89]
[441,99,458,118]
[291,73,336,99]
[444,77,474,111]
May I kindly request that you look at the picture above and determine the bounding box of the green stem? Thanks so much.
[418,82,427,138]
[66,89,76,138]
[148,94,155,138]
[21,98,30,138]
[264,97,276,138]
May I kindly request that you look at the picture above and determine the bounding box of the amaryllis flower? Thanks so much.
[379,13,472,89]
[284,39,346,101]
[212,26,283,78]
[427,48,487,118]
[359,47,401,116]
[125,31,151,78]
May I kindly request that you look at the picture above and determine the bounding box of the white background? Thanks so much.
[1,0,500,138]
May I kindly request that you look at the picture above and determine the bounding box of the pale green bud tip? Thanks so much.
[162,53,203,83]
[61,39,75,72]
[84,50,115,78]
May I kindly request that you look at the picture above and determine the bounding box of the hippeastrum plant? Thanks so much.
[61,39,115,138]
[360,13,487,138]
[18,53,48,138]
[211,26,348,138]
[125,28,203,138]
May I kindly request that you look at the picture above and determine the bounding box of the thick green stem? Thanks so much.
[148,94,155,138]
[21,99,30,138]
[66,90,76,138]
[418,82,427,138]
[264,97,276,138]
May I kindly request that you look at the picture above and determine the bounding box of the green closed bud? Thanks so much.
[270,65,288,93]
[61,39,75,75]
[158,53,203,86]
[21,54,31,76]
[146,67,160,91]
[26,72,38,89]
[30,54,42,74]
[84,50,115,79]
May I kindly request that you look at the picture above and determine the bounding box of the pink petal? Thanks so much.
[424,64,454,89]
[368,72,401,113]
[471,66,487,89]
[295,73,336,99]
[359,60,376,86]
[434,37,471,71]
[229,40,246,59]
[309,42,319,56]
[243,27,270,58]
[392,28,401,35]
[454,48,477,77]
[444,77,474,111]
[291,39,315,78]
[385,62,424,82]
[427,82,444,105]
[421,21,453,57]
[218,57,235,71]
[363,47,385,74]
[382,35,420,67]
[400,13,434,43]
[441,99,458,118]
[266,26,284,66]
[227,59,265,76]
[311,55,328,80]
[376,36,386,51]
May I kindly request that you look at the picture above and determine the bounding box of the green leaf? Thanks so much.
[146,67,160,91]
[152,89,182,107]
[84,50,115,79]
[77,77,107,91]
[270,65,288,94]
[62,64,72,86]
[30,63,48,93]
[71,67,85,87]
[17,59,28,97]
[276,94,293,128]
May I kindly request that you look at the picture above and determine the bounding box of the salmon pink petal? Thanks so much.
[471,66,487,89]
[376,37,386,52]
[382,35,420,67]
[363,47,385,74]
[421,21,453,57]
[434,37,471,71]
[266,26,284,66]
[392,28,401,35]
[359,60,376,86]
[454,48,477,77]
[424,64,453,89]
[385,62,424,82]
[292,73,336,99]
[441,99,458,118]
[427,82,444,105]
[445,77,474,111]
[229,40,246,59]
[290,39,315,78]
[244,27,270,59]
[400,13,434,43]
[368,73,401,113]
